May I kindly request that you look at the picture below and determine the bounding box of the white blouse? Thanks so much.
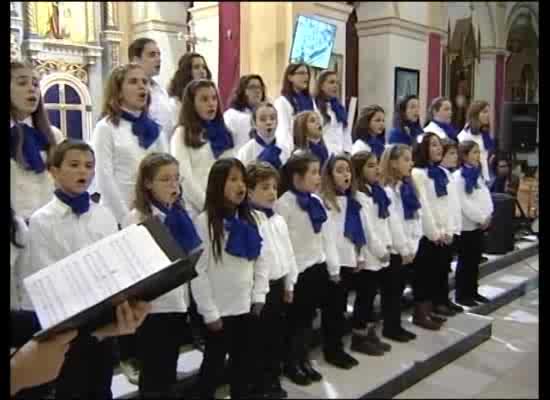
[223,107,253,152]
[457,128,492,184]
[237,136,291,167]
[321,104,352,155]
[418,121,449,143]
[149,78,177,142]
[273,96,319,154]
[11,215,28,310]
[91,114,169,224]
[453,169,494,232]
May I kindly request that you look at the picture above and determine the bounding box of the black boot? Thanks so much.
[367,324,392,352]
[283,362,311,386]
[299,359,323,381]
[350,334,384,356]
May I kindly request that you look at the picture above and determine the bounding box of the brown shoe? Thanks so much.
[413,302,442,330]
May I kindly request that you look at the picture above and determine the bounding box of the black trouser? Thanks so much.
[456,229,484,300]
[252,277,286,387]
[340,267,369,330]
[136,312,189,398]
[198,313,252,399]
[117,334,137,363]
[287,263,345,364]
[379,255,407,333]
[55,334,116,400]
[433,243,454,306]
[411,237,450,303]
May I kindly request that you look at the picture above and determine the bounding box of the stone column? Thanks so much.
[11,2,24,61]
[475,47,507,132]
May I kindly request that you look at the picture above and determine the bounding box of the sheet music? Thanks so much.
[345,97,358,139]
[24,224,171,329]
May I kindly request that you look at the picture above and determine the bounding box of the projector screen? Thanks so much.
[289,15,337,70]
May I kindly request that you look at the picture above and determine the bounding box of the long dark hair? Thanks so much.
[465,100,491,135]
[167,53,212,100]
[321,153,357,212]
[280,63,311,114]
[205,158,255,262]
[10,207,23,248]
[393,95,420,130]
[414,132,442,168]
[314,70,337,126]
[279,151,319,196]
[353,105,385,142]
[227,74,267,111]
[351,150,378,196]
[10,61,57,169]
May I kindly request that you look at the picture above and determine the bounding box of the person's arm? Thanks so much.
[386,188,412,258]
[91,300,151,341]
[322,211,341,280]
[454,173,488,225]
[274,97,294,153]
[251,220,270,315]
[412,170,442,243]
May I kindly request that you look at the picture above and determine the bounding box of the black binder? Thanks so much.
[32,217,201,341]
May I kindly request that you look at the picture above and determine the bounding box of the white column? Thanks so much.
[188,2,219,87]
[475,48,498,129]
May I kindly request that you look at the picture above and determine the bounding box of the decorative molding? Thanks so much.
[23,38,103,67]
[32,59,89,84]
[133,19,187,35]
[313,2,354,22]
[23,2,38,36]
[106,2,117,29]
[86,2,96,43]
[11,32,21,61]
[356,17,442,42]
[102,30,123,43]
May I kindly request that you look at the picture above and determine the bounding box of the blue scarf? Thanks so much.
[152,199,202,254]
[338,191,367,247]
[120,111,160,149]
[202,119,234,159]
[329,97,348,127]
[291,92,314,113]
[405,120,424,139]
[251,203,275,218]
[427,164,449,197]
[388,127,413,146]
[370,183,391,219]
[481,131,495,153]
[400,178,421,220]
[254,130,282,169]
[309,140,329,167]
[461,165,481,194]
[365,135,386,158]
[432,119,458,141]
[291,189,327,233]
[224,214,263,260]
[54,189,90,216]
[10,124,49,173]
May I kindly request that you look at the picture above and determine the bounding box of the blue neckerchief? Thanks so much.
[254,130,282,169]
[329,97,348,127]
[365,135,386,158]
[202,118,234,159]
[461,164,481,194]
[308,140,329,167]
[481,131,495,153]
[432,119,458,141]
[54,189,90,216]
[405,120,424,139]
[337,190,367,247]
[291,92,314,113]
[400,178,421,220]
[151,199,202,254]
[10,123,49,173]
[388,127,413,146]
[427,164,449,197]
[291,189,327,233]
[251,203,275,218]
[120,110,160,149]
[369,183,391,219]
[224,214,263,260]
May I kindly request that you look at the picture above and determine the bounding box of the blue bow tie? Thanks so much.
[370,183,391,219]
[202,119,234,159]
[309,140,329,167]
[291,92,314,113]
[224,214,263,260]
[427,164,449,197]
[400,178,421,220]
[329,97,348,127]
[291,189,327,233]
[338,191,367,247]
[254,131,282,169]
[10,123,49,173]
[55,189,90,216]
[120,111,161,149]
[151,199,202,254]
[461,165,481,194]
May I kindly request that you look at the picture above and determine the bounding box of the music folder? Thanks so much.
[24,217,202,342]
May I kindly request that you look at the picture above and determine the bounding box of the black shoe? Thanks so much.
[367,327,392,352]
[455,297,478,307]
[430,313,447,324]
[481,256,489,264]
[399,327,417,340]
[283,363,311,386]
[324,350,356,369]
[299,360,323,382]
[473,293,491,304]
[350,334,385,356]
[265,381,288,399]
[446,300,464,313]
[382,330,410,342]
[433,304,457,317]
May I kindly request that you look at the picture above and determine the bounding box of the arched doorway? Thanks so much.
[40,73,94,142]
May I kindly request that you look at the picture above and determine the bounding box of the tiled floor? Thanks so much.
[396,289,539,399]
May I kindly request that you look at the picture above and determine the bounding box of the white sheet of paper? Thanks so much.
[344,97,358,139]
[24,224,171,329]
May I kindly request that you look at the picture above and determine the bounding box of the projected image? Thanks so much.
[289,15,337,69]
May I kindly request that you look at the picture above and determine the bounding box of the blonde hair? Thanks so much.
[293,110,325,150]
[321,153,357,213]
[379,144,415,188]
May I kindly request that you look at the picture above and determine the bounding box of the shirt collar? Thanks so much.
[10,116,34,128]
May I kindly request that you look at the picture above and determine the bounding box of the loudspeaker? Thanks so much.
[484,193,516,254]
[498,103,538,153]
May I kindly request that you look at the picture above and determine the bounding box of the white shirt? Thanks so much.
[149,78,177,142]
[10,118,64,220]
[224,108,253,152]
[357,188,392,271]
[253,211,299,290]
[443,168,463,236]
[274,191,340,276]
[20,197,119,310]
[457,128,491,183]
[418,121,449,143]
[91,115,169,224]
[237,134,290,167]
[350,138,384,156]
[321,105,352,155]
[190,212,271,323]
[170,126,235,218]
[123,206,198,314]
[273,96,319,154]
[11,215,28,310]
[453,168,494,231]
[385,182,424,257]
